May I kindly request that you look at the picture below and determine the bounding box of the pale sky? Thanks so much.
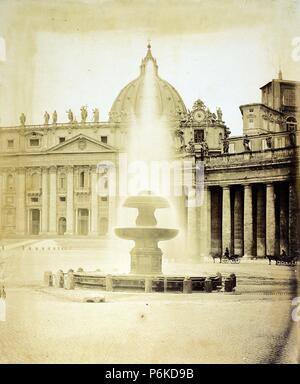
[0,0,299,134]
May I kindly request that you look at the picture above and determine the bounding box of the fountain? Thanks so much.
[43,44,235,294]
[115,191,178,275]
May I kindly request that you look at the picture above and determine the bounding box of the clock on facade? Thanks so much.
[193,109,206,122]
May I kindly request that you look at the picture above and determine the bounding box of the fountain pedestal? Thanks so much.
[131,241,162,274]
[115,192,178,275]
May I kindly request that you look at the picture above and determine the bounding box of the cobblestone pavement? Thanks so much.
[0,238,299,363]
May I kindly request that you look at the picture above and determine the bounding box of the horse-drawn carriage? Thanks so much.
[212,250,241,264]
[266,253,297,266]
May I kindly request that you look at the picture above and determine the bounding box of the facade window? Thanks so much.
[59,196,66,202]
[194,129,204,143]
[59,174,66,190]
[31,197,39,203]
[249,108,254,112]
[79,171,85,188]
[101,197,108,202]
[7,139,14,148]
[59,137,66,143]
[30,138,40,147]
[286,116,297,131]
[283,89,296,106]
[101,136,108,144]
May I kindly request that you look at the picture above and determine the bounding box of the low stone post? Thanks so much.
[55,270,64,288]
[224,277,233,292]
[106,275,113,291]
[183,277,192,294]
[64,269,75,290]
[204,278,212,293]
[229,273,236,288]
[216,272,222,287]
[164,278,168,292]
[44,271,53,287]
[145,278,152,293]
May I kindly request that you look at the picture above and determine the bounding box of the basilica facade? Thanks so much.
[0,45,299,259]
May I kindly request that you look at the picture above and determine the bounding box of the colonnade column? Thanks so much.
[66,166,74,235]
[266,183,276,256]
[243,184,253,258]
[289,182,299,257]
[199,186,211,258]
[41,167,48,234]
[233,188,243,256]
[256,185,266,257]
[222,186,231,254]
[90,167,98,235]
[16,167,26,235]
[0,172,3,235]
[279,184,289,253]
[48,166,57,234]
[187,187,198,258]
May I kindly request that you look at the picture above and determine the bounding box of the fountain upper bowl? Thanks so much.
[115,227,178,241]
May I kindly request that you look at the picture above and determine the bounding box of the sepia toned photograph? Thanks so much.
[0,0,299,366]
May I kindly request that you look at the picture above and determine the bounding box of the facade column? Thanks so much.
[90,167,98,235]
[41,167,48,234]
[266,183,276,256]
[256,184,266,257]
[233,188,243,256]
[66,166,74,235]
[222,185,231,254]
[16,167,26,235]
[48,166,57,234]
[243,184,253,258]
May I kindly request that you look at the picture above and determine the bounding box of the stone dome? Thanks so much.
[109,44,187,122]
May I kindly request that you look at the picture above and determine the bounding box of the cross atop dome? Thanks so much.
[140,41,158,75]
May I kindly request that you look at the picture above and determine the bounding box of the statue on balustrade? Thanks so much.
[186,139,195,154]
[243,135,251,151]
[52,110,58,124]
[199,141,209,160]
[20,113,26,126]
[216,107,223,121]
[223,138,229,153]
[174,129,186,153]
[66,109,74,123]
[44,111,50,125]
[266,134,273,149]
[93,108,100,123]
[289,131,296,147]
[80,106,88,123]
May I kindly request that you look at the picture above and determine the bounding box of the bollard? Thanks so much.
[183,277,192,294]
[229,273,236,288]
[224,277,233,292]
[64,270,75,290]
[44,271,53,287]
[55,270,65,288]
[145,278,152,293]
[164,278,168,292]
[204,278,212,293]
[216,272,222,287]
[105,275,113,291]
